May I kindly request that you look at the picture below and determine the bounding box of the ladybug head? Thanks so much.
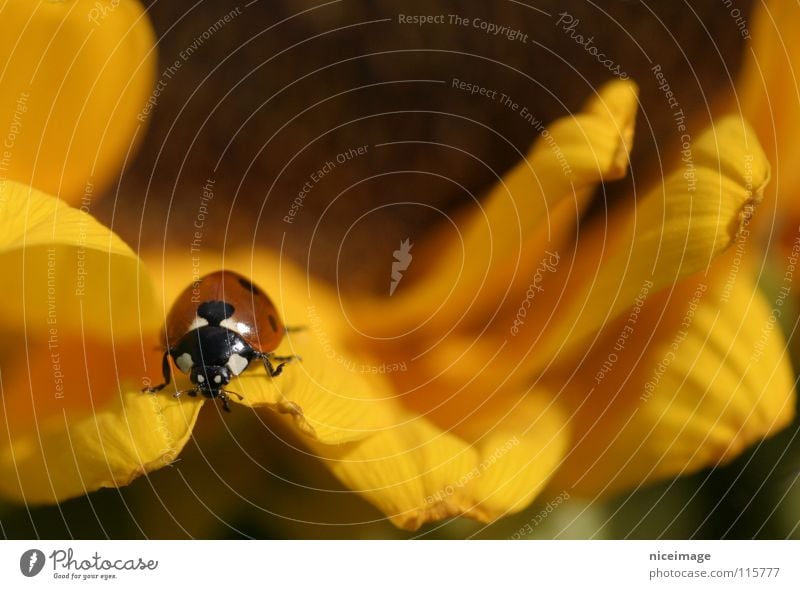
[190,364,231,390]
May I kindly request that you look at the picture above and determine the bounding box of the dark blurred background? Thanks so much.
[6,0,800,539]
[101,0,751,292]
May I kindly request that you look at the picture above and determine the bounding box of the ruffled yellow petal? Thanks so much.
[234,321,397,443]
[151,250,397,443]
[308,388,568,530]
[0,0,156,202]
[518,115,769,371]
[0,181,196,503]
[546,259,795,496]
[349,80,638,337]
[0,389,202,504]
[390,116,768,399]
[308,412,479,530]
[448,390,569,518]
[739,0,800,223]
[0,331,202,503]
[0,180,160,338]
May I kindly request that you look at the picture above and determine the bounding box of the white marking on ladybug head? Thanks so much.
[189,315,209,331]
[175,353,194,373]
[196,374,205,383]
[214,374,222,384]
[220,317,251,336]
[227,353,249,376]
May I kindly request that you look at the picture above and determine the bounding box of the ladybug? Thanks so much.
[143,270,299,412]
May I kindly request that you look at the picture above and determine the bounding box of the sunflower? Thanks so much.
[0,0,794,532]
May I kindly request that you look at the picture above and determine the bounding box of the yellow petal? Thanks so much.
[0,0,156,202]
[0,181,198,503]
[0,335,202,503]
[446,390,569,519]
[348,80,638,337]
[309,388,568,530]
[0,392,202,503]
[523,115,770,370]
[234,319,397,443]
[149,250,397,443]
[396,116,770,397]
[739,0,800,223]
[546,260,795,496]
[308,412,479,530]
[0,181,160,338]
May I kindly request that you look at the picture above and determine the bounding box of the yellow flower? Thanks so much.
[0,3,794,532]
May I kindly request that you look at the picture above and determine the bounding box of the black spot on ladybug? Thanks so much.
[238,277,263,296]
[268,315,278,332]
[197,300,235,325]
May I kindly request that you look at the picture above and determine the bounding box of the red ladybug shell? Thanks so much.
[163,270,285,352]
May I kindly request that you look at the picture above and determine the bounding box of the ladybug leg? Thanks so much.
[142,351,172,393]
[258,353,293,377]
[214,390,244,413]
[219,393,232,413]
[284,325,306,334]
[173,388,199,399]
